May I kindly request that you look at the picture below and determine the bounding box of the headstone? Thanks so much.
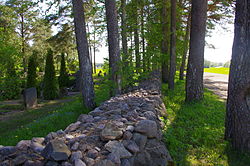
[23,87,37,108]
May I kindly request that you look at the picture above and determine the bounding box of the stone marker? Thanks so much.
[23,87,37,108]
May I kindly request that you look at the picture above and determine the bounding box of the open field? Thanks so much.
[204,67,230,75]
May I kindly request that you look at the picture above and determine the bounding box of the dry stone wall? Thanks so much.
[0,75,173,166]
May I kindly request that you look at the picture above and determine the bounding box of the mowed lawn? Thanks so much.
[204,67,229,75]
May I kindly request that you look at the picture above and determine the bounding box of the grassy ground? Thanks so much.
[204,67,229,75]
[0,78,110,146]
[162,80,250,166]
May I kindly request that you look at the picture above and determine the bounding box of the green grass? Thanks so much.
[162,80,250,166]
[0,79,110,146]
[204,67,229,75]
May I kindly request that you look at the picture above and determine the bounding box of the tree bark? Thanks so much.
[179,11,191,80]
[168,0,176,89]
[161,0,169,83]
[185,0,207,102]
[121,0,128,61]
[72,0,95,109]
[105,0,122,95]
[93,23,97,74]
[134,1,140,73]
[141,4,146,72]
[225,0,250,151]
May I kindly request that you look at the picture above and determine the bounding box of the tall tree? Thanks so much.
[179,11,191,80]
[121,0,128,61]
[225,0,250,151]
[185,0,207,102]
[72,0,95,109]
[168,0,176,89]
[58,53,69,89]
[105,0,122,95]
[161,0,169,83]
[26,51,37,88]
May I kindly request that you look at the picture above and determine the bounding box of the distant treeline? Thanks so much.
[204,60,230,68]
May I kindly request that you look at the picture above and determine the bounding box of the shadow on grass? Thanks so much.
[162,80,250,166]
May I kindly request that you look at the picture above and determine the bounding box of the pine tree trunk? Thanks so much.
[185,0,207,102]
[105,0,122,95]
[134,2,140,73]
[161,0,169,83]
[72,0,95,109]
[168,0,176,89]
[93,23,97,74]
[225,0,250,151]
[121,0,128,60]
[179,11,191,80]
[141,5,146,72]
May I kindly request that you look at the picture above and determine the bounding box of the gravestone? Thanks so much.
[23,87,37,108]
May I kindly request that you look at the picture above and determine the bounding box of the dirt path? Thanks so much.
[203,72,229,100]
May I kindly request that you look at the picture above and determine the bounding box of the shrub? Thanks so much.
[43,49,58,100]
[26,51,37,88]
[58,53,69,88]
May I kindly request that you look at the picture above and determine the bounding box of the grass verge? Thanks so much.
[0,78,110,146]
[204,67,229,75]
[162,80,250,166]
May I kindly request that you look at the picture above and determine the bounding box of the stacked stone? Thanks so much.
[0,75,173,166]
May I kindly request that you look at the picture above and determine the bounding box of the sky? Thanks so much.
[95,23,235,64]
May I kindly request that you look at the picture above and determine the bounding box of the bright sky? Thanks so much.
[95,23,235,64]
[205,23,234,63]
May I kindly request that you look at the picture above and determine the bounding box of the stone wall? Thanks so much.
[0,75,173,166]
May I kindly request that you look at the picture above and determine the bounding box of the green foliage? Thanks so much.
[58,53,69,88]
[43,49,58,100]
[162,80,250,165]
[0,76,21,101]
[26,52,38,88]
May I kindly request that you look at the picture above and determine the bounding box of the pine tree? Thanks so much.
[26,51,37,88]
[43,49,58,100]
[58,53,69,88]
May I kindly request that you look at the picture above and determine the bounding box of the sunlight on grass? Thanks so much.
[204,67,229,75]
[162,80,250,166]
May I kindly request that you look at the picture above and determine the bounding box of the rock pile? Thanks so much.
[0,75,173,166]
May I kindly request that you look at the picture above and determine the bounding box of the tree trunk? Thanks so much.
[225,0,250,151]
[93,23,97,74]
[161,0,169,83]
[121,0,128,61]
[141,4,146,72]
[185,0,207,102]
[105,0,122,95]
[168,0,176,90]
[72,0,95,109]
[134,2,140,73]
[179,11,191,80]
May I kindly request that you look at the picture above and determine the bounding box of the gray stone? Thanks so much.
[42,139,71,161]
[45,161,58,166]
[107,152,121,165]
[32,137,44,144]
[16,140,31,151]
[135,120,158,138]
[89,108,104,116]
[56,129,66,137]
[86,149,98,159]
[71,142,79,151]
[94,159,116,166]
[65,121,81,133]
[31,141,45,153]
[132,133,147,150]
[24,160,44,166]
[23,87,37,108]
[103,109,122,116]
[0,160,9,166]
[123,131,133,140]
[75,159,87,166]
[121,159,132,166]
[13,154,28,165]
[84,157,95,166]
[78,114,94,123]
[126,125,135,132]
[143,111,157,121]
[70,151,82,162]
[0,146,16,156]
[61,162,73,166]
[101,122,123,141]
[105,141,132,159]
[122,140,140,154]
[134,151,152,166]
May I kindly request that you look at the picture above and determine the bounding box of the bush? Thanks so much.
[26,52,37,88]
[0,77,21,100]
[58,53,69,88]
[43,49,58,100]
